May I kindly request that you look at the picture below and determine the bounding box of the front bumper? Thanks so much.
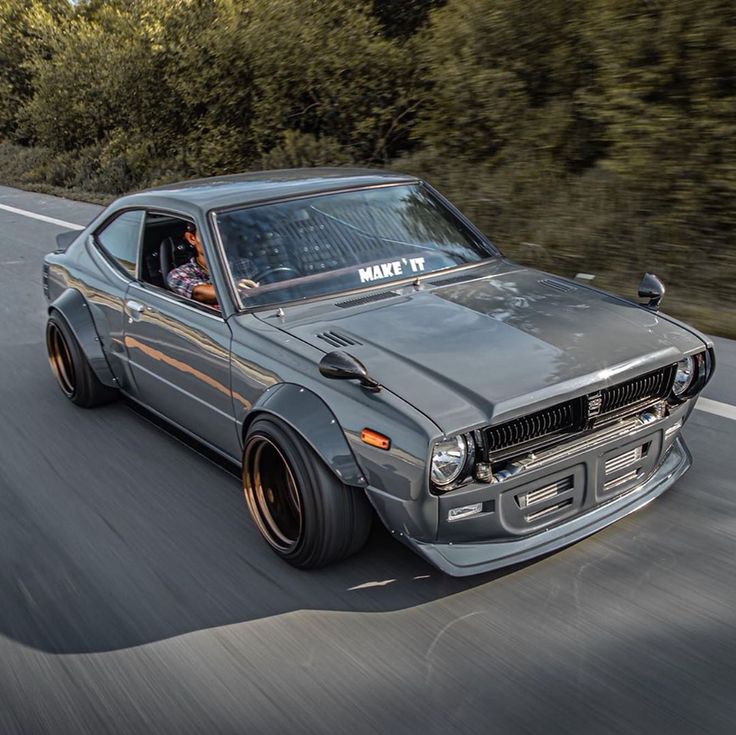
[404,434,691,577]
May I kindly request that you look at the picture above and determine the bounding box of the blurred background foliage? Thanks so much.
[0,0,733,334]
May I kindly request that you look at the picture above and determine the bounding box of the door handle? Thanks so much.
[125,299,146,322]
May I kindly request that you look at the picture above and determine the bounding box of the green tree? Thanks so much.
[243,0,417,163]
[0,0,70,138]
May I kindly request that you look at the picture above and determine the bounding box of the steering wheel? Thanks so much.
[251,265,301,285]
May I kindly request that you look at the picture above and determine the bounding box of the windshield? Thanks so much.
[214,183,497,309]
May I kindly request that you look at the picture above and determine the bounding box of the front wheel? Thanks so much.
[243,415,372,569]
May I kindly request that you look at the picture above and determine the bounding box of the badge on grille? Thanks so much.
[587,392,603,418]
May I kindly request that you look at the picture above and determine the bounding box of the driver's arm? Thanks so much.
[192,283,218,304]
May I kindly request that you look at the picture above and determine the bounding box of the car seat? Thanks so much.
[160,236,196,284]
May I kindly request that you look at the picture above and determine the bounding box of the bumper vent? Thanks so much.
[525,498,573,523]
[516,476,573,509]
[603,469,640,492]
[604,446,643,474]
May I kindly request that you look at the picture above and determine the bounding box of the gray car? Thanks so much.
[42,169,715,576]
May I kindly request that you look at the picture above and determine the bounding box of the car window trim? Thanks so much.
[91,207,146,280]
[131,280,225,321]
[140,206,228,312]
[86,234,131,286]
[207,181,500,314]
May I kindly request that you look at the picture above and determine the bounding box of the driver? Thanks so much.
[167,223,260,307]
[166,223,219,306]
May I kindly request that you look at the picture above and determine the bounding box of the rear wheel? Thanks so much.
[46,312,117,408]
[243,415,372,569]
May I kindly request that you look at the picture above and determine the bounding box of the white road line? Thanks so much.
[696,397,736,421]
[0,202,85,230]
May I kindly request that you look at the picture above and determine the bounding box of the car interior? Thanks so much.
[139,213,196,289]
[219,203,412,286]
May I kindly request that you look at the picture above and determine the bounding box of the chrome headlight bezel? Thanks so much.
[670,350,715,403]
[672,355,697,398]
[430,433,474,490]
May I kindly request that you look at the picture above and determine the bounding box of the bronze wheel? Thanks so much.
[243,435,303,553]
[45,312,118,408]
[46,319,76,397]
[242,415,372,569]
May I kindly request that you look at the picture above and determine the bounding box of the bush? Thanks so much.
[0,0,733,334]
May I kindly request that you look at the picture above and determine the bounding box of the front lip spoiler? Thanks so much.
[403,436,692,577]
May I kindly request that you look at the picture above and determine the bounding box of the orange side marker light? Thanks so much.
[361,428,391,450]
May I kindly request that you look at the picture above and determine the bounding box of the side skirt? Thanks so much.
[121,391,241,478]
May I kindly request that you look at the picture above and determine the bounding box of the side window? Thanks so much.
[96,210,144,277]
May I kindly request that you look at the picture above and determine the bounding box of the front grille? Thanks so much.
[484,365,675,459]
[599,366,674,414]
[485,398,584,455]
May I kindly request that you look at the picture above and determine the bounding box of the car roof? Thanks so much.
[116,168,418,216]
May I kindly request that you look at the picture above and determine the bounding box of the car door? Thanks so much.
[84,208,146,393]
[122,213,240,460]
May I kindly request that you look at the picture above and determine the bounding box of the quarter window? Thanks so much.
[97,210,144,277]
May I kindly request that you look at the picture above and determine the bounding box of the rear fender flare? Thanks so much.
[242,383,367,488]
[48,288,117,388]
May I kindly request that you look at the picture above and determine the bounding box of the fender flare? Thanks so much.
[243,383,367,488]
[48,288,117,388]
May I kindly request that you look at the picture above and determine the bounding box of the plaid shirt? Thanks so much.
[166,258,212,300]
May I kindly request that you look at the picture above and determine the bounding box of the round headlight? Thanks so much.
[430,435,468,487]
[672,356,696,397]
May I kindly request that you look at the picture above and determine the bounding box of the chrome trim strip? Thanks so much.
[605,446,643,474]
[525,499,572,522]
[493,412,666,483]
[604,469,639,491]
[517,477,572,508]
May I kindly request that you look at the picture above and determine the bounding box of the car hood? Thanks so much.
[258,262,706,433]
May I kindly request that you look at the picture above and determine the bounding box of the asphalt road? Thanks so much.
[1,184,735,735]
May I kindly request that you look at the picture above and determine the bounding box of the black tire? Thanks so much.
[46,312,118,408]
[242,415,372,569]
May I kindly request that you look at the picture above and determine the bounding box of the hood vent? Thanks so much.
[335,290,400,308]
[539,278,576,293]
[316,331,362,348]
